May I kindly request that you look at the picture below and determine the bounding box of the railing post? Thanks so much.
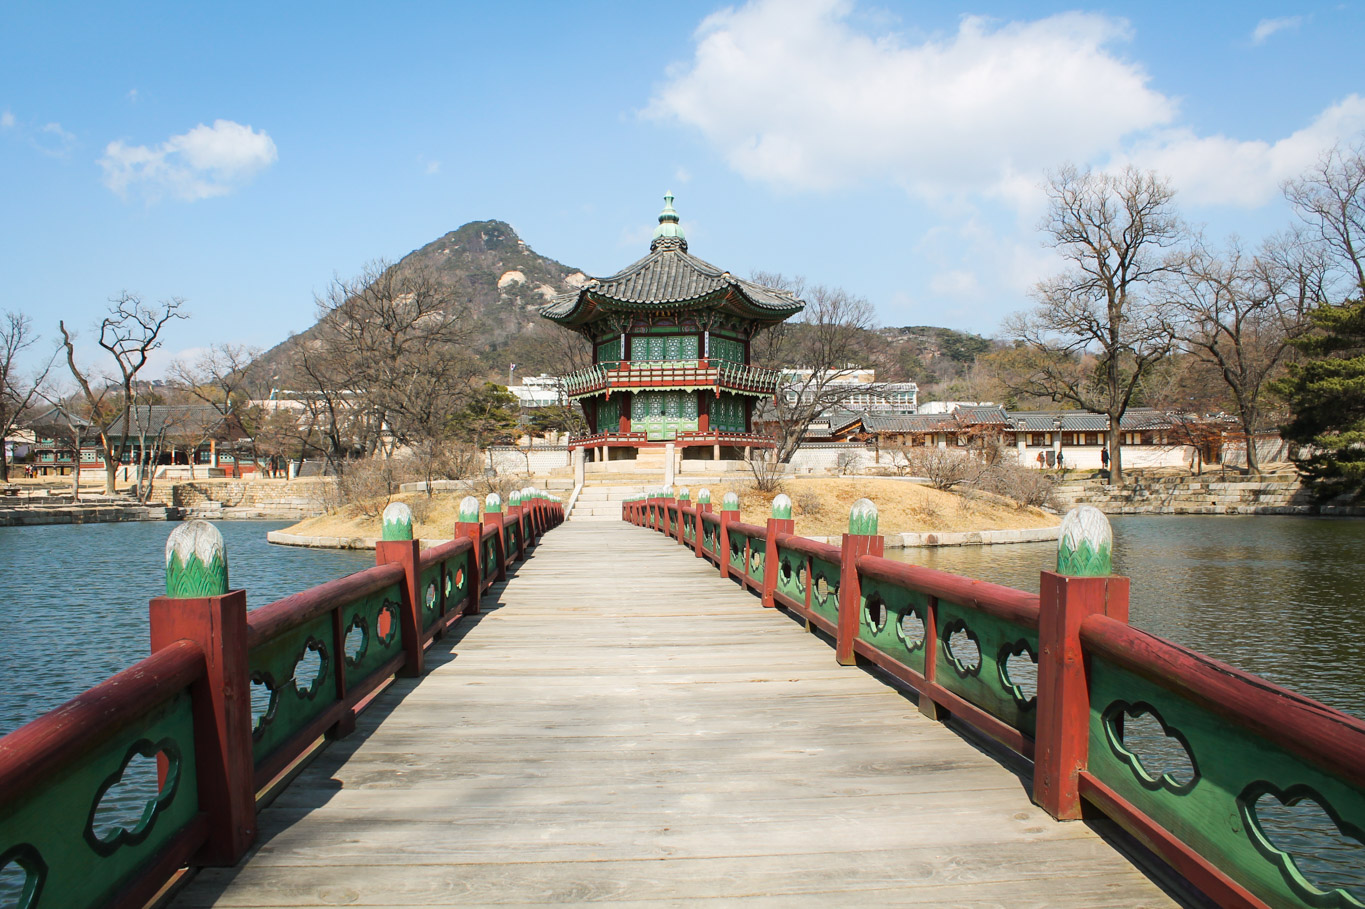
[693,489,711,559]
[374,502,424,679]
[718,492,739,579]
[484,493,507,582]
[675,488,689,546]
[762,494,794,609]
[836,499,883,666]
[454,496,483,614]
[507,491,525,562]
[1034,507,1130,820]
[148,521,256,865]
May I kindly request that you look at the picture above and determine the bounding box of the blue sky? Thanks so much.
[3,1,1363,376]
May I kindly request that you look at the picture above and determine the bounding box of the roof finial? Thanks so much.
[650,191,687,251]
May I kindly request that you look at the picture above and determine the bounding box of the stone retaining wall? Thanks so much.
[1054,475,1316,514]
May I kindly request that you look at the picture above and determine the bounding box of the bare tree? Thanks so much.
[749,274,881,463]
[1172,235,1327,473]
[59,294,186,494]
[1007,166,1185,484]
[171,343,262,476]
[1,312,57,481]
[1284,142,1365,296]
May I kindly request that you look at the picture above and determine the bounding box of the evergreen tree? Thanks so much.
[1276,298,1365,499]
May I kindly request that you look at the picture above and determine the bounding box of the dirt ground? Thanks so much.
[283,476,1058,541]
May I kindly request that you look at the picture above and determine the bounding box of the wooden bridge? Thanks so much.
[1,489,1362,909]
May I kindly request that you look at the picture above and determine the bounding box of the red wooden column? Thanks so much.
[717,492,739,579]
[1034,506,1129,820]
[762,494,794,609]
[454,495,483,614]
[836,498,884,666]
[374,502,424,679]
[148,521,255,865]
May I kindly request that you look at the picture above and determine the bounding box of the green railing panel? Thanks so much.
[0,691,199,909]
[933,600,1038,737]
[746,540,764,585]
[809,556,841,624]
[1088,659,1365,909]
[417,564,442,633]
[482,535,499,581]
[249,613,338,767]
[340,583,404,691]
[702,520,719,556]
[857,577,930,676]
[727,530,749,575]
[774,545,807,607]
[443,550,471,609]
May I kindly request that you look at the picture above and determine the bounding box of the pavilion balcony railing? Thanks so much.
[562,360,781,400]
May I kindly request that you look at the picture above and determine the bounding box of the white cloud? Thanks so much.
[37,122,76,157]
[127,88,139,103]
[425,159,441,175]
[1119,95,1365,206]
[1251,16,1300,45]
[1,110,14,129]
[929,269,981,299]
[99,119,277,202]
[647,0,1173,199]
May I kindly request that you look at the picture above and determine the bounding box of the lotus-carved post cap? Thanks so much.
[485,492,502,514]
[678,488,689,501]
[509,490,522,507]
[848,498,878,536]
[165,520,228,598]
[661,485,674,499]
[458,496,480,522]
[1058,506,1112,576]
[721,492,740,512]
[771,494,792,520]
[697,488,711,504]
[381,501,414,541]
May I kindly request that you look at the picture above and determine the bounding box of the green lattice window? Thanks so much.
[710,336,745,364]
[596,337,622,366]
[631,391,699,439]
[630,335,699,362]
[596,397,620,433]
[711,395,746,432]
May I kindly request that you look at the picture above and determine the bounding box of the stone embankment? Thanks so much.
[1051,474,1365,515]
[145,479,330,520]
[0,500,172,526]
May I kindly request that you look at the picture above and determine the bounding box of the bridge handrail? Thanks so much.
[623,494,1365,908]
[0,639,209,909]
[0,495,566,909]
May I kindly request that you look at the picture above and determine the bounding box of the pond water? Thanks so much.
[0,521,372,736]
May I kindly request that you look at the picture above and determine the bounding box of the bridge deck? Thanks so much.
[175,522,1177,908]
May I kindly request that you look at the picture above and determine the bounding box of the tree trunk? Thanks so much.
[1242,423,1262,475]
[0,447,9,482]
[1107,425,1124,486]
[102,438,117,496]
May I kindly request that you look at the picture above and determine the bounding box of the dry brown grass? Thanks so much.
[285,491,474,542]
[684,477,1059,537]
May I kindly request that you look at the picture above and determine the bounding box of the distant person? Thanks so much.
[1101,446,1110,468]
[1057,451,1065,470]
[1036,451,1045,469]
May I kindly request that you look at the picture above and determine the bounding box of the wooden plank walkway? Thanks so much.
[174,522,1179,908]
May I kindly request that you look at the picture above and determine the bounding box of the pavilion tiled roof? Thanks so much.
[861,413,957,433]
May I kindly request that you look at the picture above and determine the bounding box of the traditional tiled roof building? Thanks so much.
[543,194,804,460]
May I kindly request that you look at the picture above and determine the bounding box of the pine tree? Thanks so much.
[1276,298,1365,499]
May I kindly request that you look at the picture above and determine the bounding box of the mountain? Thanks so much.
[252,220,588,386]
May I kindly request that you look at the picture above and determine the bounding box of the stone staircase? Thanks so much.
[567,484,642,522]
[1053,474,1314,514]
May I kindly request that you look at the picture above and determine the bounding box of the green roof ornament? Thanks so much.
[459,496,480,523]
[165,521,228,598]
[721,492,740,512]
[485,493,502,514]
[848,498,878,536]
[652,191,685,244]
[771,494,792,520]
[697,488,711,505]
[1058,506,1113,577]
[381,501,414,541]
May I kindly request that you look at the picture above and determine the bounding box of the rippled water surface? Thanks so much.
[0,521,372,735]
[889,515,1365,721]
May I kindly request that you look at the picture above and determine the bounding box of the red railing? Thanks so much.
[0,496,565,909]
[562,359,780,399]
[622,494,1365,909]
